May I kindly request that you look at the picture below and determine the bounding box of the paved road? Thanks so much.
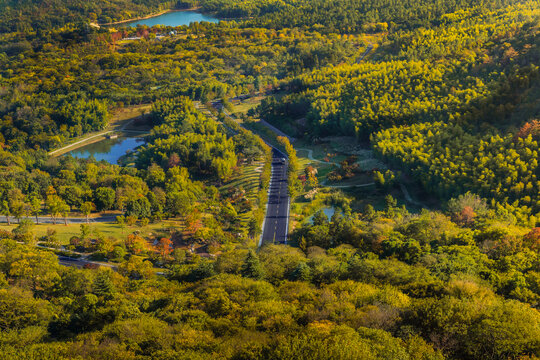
[260,149,290,245]
[356,43,374,63]
[201,102,291,246]
[259,118,296,143]
[57,255,115,269]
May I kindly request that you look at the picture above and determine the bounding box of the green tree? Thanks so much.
[116,215,126,234]
[241,250,265,280]
[80,202,96,224]
[46,194,64,225]
[94,187,116,211]
[291,262,312,282]
[93,270,115,300]
[28,194,42,225]
[0,200,11,226]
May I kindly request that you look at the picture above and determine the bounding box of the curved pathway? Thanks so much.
[48,117,142,156]
[356,43,374,63]
[296,148,336,165]
[297,148,374,188]
[322,181,375,188]
[298,148,427,207]
[399,182,428,208]
[48,131,114,156]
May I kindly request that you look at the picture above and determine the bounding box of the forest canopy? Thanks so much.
[0,0,539,359]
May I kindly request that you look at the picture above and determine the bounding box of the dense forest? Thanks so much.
[0,0,539,358]
[197,0,524,32]
[260,0,540,224]
[0,22,362,150]
[0,194,539,359]
[0,0,178,32]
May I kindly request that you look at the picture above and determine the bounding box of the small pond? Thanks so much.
[66,136,145,165]
[308,207,338,224]
[124,10,219,27]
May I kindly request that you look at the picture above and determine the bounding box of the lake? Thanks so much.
[125,10,219,27]
[66,136,145,164]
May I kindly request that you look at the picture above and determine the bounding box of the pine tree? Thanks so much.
[291,262,311,282]
[299,236,307,253]
[93,271,115,300]
[241,250,265,280]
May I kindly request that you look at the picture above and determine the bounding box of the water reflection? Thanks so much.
[125,11,219,27]
[66,136,145,165]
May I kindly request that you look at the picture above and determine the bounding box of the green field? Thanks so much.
[221,161,264,226]
[0,220,178,246]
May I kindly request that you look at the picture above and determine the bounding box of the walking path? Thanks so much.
[399,182,428,208]
[297,148,375,187]
[48,118,141,156]
[356,43,374,63]
[48,130,114,156]
[296,148,336,165]
[298,148,427,206]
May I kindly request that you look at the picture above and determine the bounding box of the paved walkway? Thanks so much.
[48,131,114,156]
[48,118,141,156]
[356,43,374,63]
[298,148,427,206]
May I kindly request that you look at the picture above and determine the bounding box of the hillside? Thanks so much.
[0,0,539,359]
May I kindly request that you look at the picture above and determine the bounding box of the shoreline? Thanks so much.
[97,7,204,26]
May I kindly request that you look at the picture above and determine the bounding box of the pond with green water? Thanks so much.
[66,136,145,165]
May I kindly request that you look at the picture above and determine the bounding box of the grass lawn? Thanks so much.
[109,104,152,126]
[221,161,264,226]
[0,220,179,246]
[231,96,264,114]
